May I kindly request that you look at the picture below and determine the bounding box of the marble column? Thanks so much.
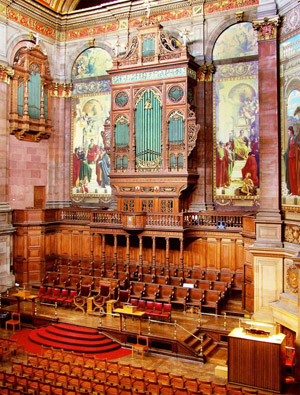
[190,64,215,211]
[0,65,15,291]
[252,16,282,248]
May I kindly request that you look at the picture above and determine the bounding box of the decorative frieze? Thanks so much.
[0,64,14,84]
[252,15,280,41]
[50,82,73,97]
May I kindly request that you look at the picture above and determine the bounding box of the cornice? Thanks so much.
[2,0,260,42]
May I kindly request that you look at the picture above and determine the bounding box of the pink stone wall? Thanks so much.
[48,96,71,204]
[0,82,9,203]
[8,136,48,209]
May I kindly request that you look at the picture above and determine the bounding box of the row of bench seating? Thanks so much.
[129,299,172,321]
[129,282,226,314]
[2,347,273,395]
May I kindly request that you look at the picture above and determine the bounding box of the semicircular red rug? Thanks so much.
[11,324,131,359]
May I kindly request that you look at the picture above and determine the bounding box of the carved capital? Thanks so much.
[197,63,215,82]
[0,64,14,84]
[50,82,73,98]
[236,11,244,22]
[252,15,280,41]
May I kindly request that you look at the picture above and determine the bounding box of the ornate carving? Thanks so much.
[187,123,200,155]
[115,91,129,107]
[50,82,73,97]
[236,11,244,22]
[286,265,299,293]
[0,64,14,84]
[197,63,215,82]
[252,16,280,41]
[284,224,300,244]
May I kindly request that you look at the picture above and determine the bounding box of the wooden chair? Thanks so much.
[132,335,149,359]
[5,313,21,332]
[93,284,110,312]
[74,284,91,312]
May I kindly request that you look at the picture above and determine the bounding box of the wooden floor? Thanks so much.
[1,289,299,394]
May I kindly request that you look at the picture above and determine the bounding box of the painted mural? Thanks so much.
[71,47,112,79]
[213,23,259,203]
[71,48,112,201]
[281,33,300,207]
[213,22,258,61]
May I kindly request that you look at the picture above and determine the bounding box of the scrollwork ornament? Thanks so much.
[287,265,299,293]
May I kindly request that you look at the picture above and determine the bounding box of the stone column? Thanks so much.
[292,259,300,381]
[0,65,15,291]
[252,16,282,248]
[190,64,215,211]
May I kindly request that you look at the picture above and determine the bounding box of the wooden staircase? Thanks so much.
[183,329,218,363]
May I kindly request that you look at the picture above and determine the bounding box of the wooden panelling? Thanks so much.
[228,331,285,392]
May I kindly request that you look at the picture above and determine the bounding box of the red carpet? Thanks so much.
[11,325,131,359]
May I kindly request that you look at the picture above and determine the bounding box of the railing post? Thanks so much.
[223,312,227,330]
[197,312,202,328]
[148,316,151,335]
[174,320,177,339]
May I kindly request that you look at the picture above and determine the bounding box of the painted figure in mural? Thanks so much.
[234,129,249,160]
[99,151,110,188]
[241,172,255,196]
[87,138,100,163]
[78,148,92,187]
[242,152,258,188]
[284,126,298,196]
[216,141,229,188]
[73,147,81,186]
[225,142,234,185]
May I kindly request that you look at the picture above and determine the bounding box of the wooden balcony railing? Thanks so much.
[14,208,248,232]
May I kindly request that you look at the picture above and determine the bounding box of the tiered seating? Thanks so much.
[42,258,236,314]
[0,351,271,395]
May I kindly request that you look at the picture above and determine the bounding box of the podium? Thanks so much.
[228,327,286,393]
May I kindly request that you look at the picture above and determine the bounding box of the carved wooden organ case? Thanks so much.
[106,22,199,219]
[9,45,52,142]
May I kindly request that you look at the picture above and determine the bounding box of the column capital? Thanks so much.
[252,15,280,41]
[50,82,73,98]
[197,63,215,82]
[0,64,14,84]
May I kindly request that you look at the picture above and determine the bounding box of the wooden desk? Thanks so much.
[11,292,38,316]
[114,308,145,334]
[228,327,286,393]
[106,299,117,314]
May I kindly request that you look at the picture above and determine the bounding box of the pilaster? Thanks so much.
[252,16,282,247]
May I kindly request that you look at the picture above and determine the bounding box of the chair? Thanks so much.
[161,303,172,322]
[137,299,146,311]
[56,289,69,305]
[48,288,61,304]
[41,287,54,303]
[132,335,149,359]
[93,284,111,312]
[63,289,77,308]
[37,286,46,301]
[5,313,21,332]
[114,289,129,309]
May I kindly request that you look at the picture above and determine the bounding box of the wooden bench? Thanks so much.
[129,282,144,299]
[170,287,188,311]
[203,270,220,282]
[43,271,59,287]
[169,277,183,287]
[201,289,222,315]
[155,285,174,304]
[138,273,155,283]
[186,288,204,310]
[141,283,159,302]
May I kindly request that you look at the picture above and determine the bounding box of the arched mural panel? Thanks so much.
[71,47,112,203]
[213,22,259,205]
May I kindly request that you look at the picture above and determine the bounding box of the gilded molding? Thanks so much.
[0,64,14,84]
[197,63,215,82]
[252,15,280,41]
[50,82,73,97]
[284,224,300,244]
